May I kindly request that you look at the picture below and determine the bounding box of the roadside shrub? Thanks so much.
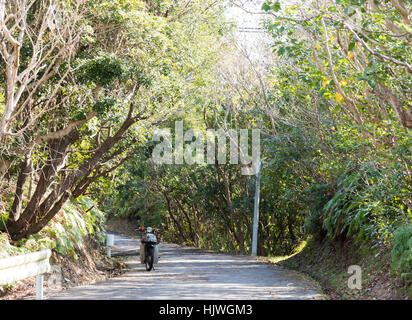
[322,162,410,245]
[391,223,412,297]
[0,213,8,231]
[303,183,333,238]
[13,197,107,258]
[0,232,28,258]
[77,196,107,246]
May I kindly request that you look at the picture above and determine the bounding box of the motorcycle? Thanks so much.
[136,226,160,271]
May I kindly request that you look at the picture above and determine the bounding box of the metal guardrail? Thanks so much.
[0,249,52,300]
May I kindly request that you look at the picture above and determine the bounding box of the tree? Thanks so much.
[1,0,227,241]
[0,0,86,142]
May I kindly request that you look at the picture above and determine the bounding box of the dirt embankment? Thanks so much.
[0,236,125,300]
[277,239,408,300]
[106,217,139,237]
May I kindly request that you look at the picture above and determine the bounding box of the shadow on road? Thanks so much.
[48,234,323,300]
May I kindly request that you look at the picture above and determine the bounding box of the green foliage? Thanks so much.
[16,233,56,253]
[391,223,412,297]
[0,0,410,299]
[0,233,29,258]
[257,0,412,256]
[321,162,409,244]
[303,183,333,237]
[48,202,88,256]
[77,196,107,246]
[76,54,126,88]
[93,98,118,117]
[0,213,8,231]
[1,0,225,243]
[262,1,281,12]
[9,198,107,257]
[101,0,412,258]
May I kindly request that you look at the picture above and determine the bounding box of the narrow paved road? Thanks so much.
[49,234,322,300]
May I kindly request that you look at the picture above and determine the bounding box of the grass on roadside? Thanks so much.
[260,237,409,300]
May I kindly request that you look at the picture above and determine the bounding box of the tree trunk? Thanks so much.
[163,193,186,243]
[10,154,32,222]
[216,166,245,253]
[6,132,78,239]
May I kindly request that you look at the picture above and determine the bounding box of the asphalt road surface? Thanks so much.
[48,234,322,300]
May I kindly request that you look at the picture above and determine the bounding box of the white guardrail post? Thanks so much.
[0,249,52,300]
[106,233,114,258]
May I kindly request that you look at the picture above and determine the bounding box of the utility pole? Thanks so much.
[251,120,262,256]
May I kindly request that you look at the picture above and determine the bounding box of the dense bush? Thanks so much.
[320,161,411,245]
[0,197,106,259]
[0,233,28,258]
[391,223,412,297]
